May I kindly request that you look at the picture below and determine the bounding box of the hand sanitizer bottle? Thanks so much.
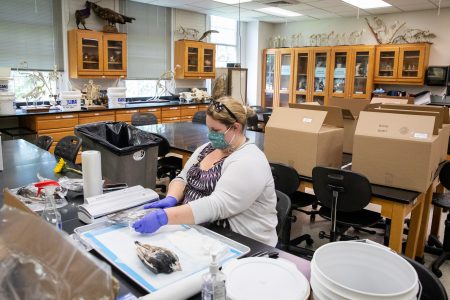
[41,187,62,230]
[201,253,226,300]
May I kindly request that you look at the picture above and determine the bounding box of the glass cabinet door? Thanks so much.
[294,51,309,103]
[312,51,328,105]
[351,51,370,97]
[398,46,426,80]
[187,46,199,73]
[80,34,102,73]
[278,53,292,107]
[375,47,398,80]
[263,52,275,108]
[331,51,348,97]
[203,47,214,73]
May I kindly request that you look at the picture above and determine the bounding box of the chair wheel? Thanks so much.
[306,238,314,246]
[319,231,325,239]
[432,267,443,278]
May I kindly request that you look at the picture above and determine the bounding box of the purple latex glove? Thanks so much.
[144,196,177,209]
[132,209,168,234]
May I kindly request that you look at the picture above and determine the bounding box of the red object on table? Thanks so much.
[34,180,60,196]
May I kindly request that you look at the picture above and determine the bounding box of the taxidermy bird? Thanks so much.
[75,1,92,30]
[198,30,219,42]
[87,1,136,26]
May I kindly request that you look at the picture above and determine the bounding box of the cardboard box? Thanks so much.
[1,190,118,298]
[328,98,371,153]
[371,96,413,104]
[352,111,441,192]
[264,107,344,177]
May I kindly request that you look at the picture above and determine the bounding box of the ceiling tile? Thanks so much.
[151,0,199,7]
[304,10,340,18]
[256,15,288,22]
[336,10,370,16]
[365,6,403,14]
[232,2,269,9]
[396,2,438,10]
[189,0,229,9]
[327,4,358,13]
[386,0,433,4]
[308,0,348,9]
[212,5,249,13]
[238,10,268,17]
[277,3,317,12]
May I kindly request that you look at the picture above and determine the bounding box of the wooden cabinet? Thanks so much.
[261,49,294,108]
[115,109,139,124]
[78,111,115,125]
[68,29,127,78]
[162,106,181,123]
[139,107,162,123]
[174,40,216,79]
[180,105,198,122]
[329,46,375,100]
[374,43,429,84]
[292,47,331,105]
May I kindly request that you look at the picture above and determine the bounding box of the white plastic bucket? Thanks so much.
[310,241,419,300]
[0,92,15,115]
[107,89,126,108]
[60,91,81,111]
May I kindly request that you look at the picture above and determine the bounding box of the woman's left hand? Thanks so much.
[132,209,168,234]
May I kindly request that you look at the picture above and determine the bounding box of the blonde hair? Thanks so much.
[207,96,255,129]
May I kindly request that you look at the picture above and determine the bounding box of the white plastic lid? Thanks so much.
[222,257,310,300]
[107,87,126,92]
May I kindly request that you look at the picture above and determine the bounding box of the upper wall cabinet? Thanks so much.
[174,40,216,79]
[374,43,430,85]
[261,49,294,108]
[68,29,127,78]
[329,46,375,100]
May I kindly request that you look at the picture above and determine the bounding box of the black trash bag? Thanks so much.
[75,122,162,156]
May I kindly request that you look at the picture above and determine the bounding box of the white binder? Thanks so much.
[78,185,159,224]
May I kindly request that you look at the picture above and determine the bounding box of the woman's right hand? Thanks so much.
[144,196,178,209]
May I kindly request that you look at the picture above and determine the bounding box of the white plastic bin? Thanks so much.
[0,92,15,115]
[60,91,82,111]
[107,87,126,108]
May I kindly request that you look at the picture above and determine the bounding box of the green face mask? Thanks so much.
[208,127,233,149]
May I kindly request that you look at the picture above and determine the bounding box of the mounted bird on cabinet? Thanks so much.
[75,1,92,30]
[86,1,136,33]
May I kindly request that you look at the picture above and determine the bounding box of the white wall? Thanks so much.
[273,8,450,66]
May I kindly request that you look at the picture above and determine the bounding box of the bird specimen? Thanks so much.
[87,1,135,28]
[198,30,219,42]
[75,1,92,30]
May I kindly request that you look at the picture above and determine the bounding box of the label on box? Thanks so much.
[302,117,313,124]
[413,132,428,139]
[333,68,346,78]
[281,65,291,76]
[315,67,326,78]
[118,97,126,103]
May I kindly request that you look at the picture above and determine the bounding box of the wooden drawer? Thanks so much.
[115,109,139,123]
[197,104,209,111]
[162,117,180,123]
[35,114,78,130]
[79,111,115,125]
[162,106,181,118]
[181,116,193,122]
[181,105,198,117]
[139,107,162,118]
[38,128,76,142]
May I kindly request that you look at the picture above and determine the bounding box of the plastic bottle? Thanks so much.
[201,254,226,300]
[41,187,62,230]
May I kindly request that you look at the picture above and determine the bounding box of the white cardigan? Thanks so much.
[175,141,278,246]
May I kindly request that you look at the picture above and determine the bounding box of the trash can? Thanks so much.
[1,127,36,143]
[75,122,161,189]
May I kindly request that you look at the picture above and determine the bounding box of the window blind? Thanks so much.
[121,1,171,79]
[0,0,63,71]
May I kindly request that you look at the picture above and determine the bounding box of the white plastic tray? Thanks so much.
[74,222,250,293]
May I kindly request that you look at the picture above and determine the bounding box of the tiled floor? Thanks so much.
[290,206,450,295]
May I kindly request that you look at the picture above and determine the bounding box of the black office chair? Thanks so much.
[35,135,53,151]
[426,161,450,277]
[312,166,382,242]
[402,256,448,300]
[151,133,183,193]
[131,112,158,126]
[270,163,318,251]
[192,111,206,124]
[54,136,82,164]
[275,190,291,239]
[246,114,262,132]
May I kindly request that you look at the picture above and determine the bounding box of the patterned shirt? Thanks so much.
[183,144,226,204]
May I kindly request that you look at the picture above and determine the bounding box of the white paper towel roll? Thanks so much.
[82,150,103,200]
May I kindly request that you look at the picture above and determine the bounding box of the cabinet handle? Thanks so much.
[95,113,100,116]
[169,107,178,110]
[62,115,74,118]
[187,106,196,109]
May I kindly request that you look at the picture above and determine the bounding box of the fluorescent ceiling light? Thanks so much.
[213,0,252,4]
[341,0,391,9]
[257,7,302,17]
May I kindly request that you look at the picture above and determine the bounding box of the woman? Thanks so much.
[133,97,278,246]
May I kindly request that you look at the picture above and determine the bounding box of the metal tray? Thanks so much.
[74,221,250,293]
